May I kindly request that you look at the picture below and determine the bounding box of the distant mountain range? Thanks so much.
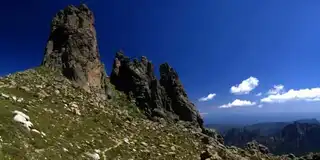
[207,118,320,156]
[206,118,319,134]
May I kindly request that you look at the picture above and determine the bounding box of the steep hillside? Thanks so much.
[0,67,288,160]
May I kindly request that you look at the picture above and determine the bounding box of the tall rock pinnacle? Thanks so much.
[42,4,110,95]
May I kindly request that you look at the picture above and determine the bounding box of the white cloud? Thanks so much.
[261,87,320,103]
[267,84,284,95]
[258,104,263,108]
[219,99,256,108]
[198,93,216,102]
[230,77,259,95]
[256,92,262,96]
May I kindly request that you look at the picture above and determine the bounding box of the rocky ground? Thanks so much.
[0,66,300,160]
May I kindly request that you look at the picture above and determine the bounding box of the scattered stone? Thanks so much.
[1,93,10,99]
[68,102,81,115]
[159,144,167,148]
[70,103,79,108]
[142,149,150,153]
[85,152,100,160]
[17,98,24,103]
[35,149,45,153]
[141,142,148,147]
[41,132,46,137]
[10,80,16,87]
[124,138,129,144]
[11,96,17,101]
[37,90,49,98]
[12,110,33,131]
[54,90,60,95]
[167,152,175,155]
[170,146,176,151]
[31,129,41,134]
[35,85,44,89]
[63,148,68,152]
[43,108,54,114]
[20,86,31,92]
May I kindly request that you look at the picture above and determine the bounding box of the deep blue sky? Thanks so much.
[2,0,320,123]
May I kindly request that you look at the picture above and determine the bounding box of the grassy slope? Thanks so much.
[0,67,285,160]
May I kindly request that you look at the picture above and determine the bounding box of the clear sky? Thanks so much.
[2,0,320,123]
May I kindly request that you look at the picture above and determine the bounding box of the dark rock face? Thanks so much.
[110,51,203,127]
[224,128,263,147]
[42,4,111,96]
[159,63,203,125]
[272,122,320,155]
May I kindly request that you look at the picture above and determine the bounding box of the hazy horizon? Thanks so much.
[203,111,320,125]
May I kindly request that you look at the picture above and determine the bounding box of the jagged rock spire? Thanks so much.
[42,4,111,96]
[159,63,203,126]
[110,51,203,127]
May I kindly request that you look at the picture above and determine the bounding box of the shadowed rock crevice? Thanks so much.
[110,51,203,128]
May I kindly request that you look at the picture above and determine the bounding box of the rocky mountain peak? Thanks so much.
[42,4,111,96]
[110,51,203,128]
[159,63,203,125]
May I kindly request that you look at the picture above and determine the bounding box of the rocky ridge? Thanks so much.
[110,51,203,128]
[223,121,320,156]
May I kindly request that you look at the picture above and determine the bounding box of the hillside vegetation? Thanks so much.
[0,67,291,160]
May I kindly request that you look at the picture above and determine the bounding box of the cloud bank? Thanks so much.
[219,99,256,108]
[261,87,320,103]
[230,77,259,95]
[198,93,216,102]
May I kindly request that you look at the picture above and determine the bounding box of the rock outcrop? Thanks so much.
[110,51,203,127]
[42,4,111,97]
[246,140,270,154]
